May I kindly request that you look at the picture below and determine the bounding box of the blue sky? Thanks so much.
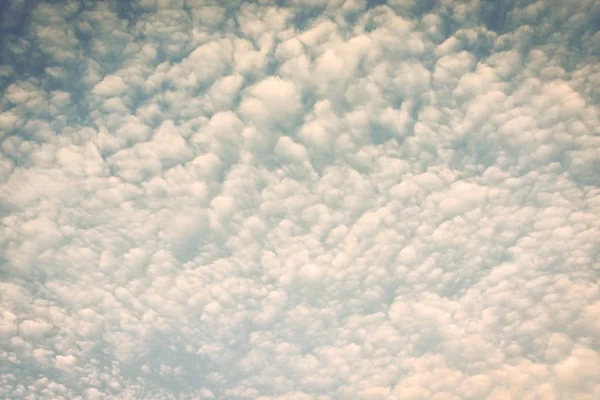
[1,0,599,399]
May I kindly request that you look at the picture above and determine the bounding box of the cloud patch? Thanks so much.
[0,0,599,399]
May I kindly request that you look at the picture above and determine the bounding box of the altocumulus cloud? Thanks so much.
[1,0,600,399]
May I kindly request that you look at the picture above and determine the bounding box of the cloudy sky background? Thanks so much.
[1,0,599,398]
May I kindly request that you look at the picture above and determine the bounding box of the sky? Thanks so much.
[0,0,599,399]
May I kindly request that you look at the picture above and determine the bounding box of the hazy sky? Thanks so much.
[1,0,599,399]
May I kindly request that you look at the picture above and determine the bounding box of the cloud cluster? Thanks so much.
[1,0,599,399]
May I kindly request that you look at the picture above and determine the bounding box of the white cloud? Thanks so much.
[239,76,303,130]
[91,75,129,97]
[17,319,53,341]
[54,354,77,369]
[0,0,599,399]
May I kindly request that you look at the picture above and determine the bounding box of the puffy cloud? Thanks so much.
[0,0,599,399]
[239,76,303,130]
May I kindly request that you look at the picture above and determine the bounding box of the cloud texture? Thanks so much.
[1,0,599,398]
